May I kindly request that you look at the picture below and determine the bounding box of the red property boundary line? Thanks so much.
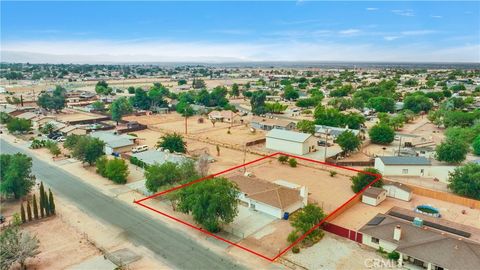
[134,152,382,262]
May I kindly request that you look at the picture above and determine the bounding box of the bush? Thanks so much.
[292,246,300,254]
[369,124,395,145]
[130,156,149,168]
[387,251,400,260]
[30,139,47,149]
[330,171,337,177]
[288,158,297,167]
[473,135,480,156]
[96,156,129,184]
[351,168,383,193]
[278,155,288,164]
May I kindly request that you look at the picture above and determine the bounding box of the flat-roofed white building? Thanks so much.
[266,129,317,155]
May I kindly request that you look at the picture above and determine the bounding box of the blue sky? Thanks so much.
[1,1,479,63]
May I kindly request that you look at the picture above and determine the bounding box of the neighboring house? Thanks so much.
[41,120,67,132]
[16,111,37,121]
[362,187,387,206]
[130,149,189,166]
[250,116,296,131]
[266,129,317,155]
[208,110,241,124]
[314,125,360,139]
[228,175,307,219]
[359,213,480,270]
[375,156,431,177]
[375,156,456,183]
[383,181,412,202]
[90,131,136,155]
[59,125,87,136]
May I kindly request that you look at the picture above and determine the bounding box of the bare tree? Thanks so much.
[0,224,40,270]
[197,153,210,177]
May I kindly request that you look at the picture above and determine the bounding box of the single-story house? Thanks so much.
[250,116,296,131]
[266,129,317,155]
[314,125,360,139]
[362,186,387,206]
[228,175,307,219]
[59,125,88,136]
[383,181,412,202]
[359,213,480,270]
[130,149,189,166]
[16,111,38,121]
[374,156,431,177]
[90,131,136,155]
[208,110,241,124]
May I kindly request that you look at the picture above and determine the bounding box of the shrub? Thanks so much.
[387,251,400,260]
[278,155,288,164]
[330,171,337,177]
[369,124,395,145]
[288,158,297,167]
[292,246,300,254]
[130,156,149,169]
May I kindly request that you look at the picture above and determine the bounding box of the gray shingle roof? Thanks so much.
[360,214,480,270]
[379,156,431,166]
[131,150,189,166]
[90,131,135,149]
[266,129,312,143]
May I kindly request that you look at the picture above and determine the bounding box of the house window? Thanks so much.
[402,169,408,174]
[371,237,380,244]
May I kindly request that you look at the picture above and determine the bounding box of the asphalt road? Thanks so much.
[1,139,246,270]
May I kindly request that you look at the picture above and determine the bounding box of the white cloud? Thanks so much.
[401,30,436,36]
[366,8,379,11]
[384,36,401,41]
[339,29,361,35]
[392,9,415,17]
[1,39,478,63]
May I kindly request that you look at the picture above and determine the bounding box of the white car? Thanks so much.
[132,145,148,153]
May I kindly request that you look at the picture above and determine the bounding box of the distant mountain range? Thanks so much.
[1,50,479,69]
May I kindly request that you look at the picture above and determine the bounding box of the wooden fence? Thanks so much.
[402,182,480,209]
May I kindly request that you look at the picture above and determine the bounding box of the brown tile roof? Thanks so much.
[359,214,480,270]
[228,175,301,210]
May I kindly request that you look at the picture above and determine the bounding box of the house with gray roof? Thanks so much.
[314,125,360,139]
[359,213,480,270]
[266,129,316,155]
[90,131,136,155]
[375,156,431,178]
[130,149,189,166]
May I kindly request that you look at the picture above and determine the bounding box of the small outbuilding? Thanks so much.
[383,182,412,202]
[362,186,387,206]
[90,131,136,155]
[266,129,317,155]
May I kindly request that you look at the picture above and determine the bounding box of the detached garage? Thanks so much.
[382,182,412,202]
[266,129,317,155]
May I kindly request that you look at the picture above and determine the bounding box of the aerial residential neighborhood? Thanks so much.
[1,1,479,270]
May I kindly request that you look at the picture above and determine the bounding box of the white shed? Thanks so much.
[383,182,412,202]
[362,187,387,206]
[266,129,317,155]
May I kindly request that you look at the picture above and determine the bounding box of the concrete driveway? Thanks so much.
[225,205,277,239]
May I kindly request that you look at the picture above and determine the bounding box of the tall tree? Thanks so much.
[32,194,39,220]
[0,153,35,199]
[447,163,480,200]
[250,91,267,115]
[110,97,133,125]
[0,223,40,270]
[156,133,187,153]
[39,182,46,217]
[48,189,56,215]
[6,118,32,134]
[337,131,361,154]
[369,124,395,145]
[20,203,26,223]
[26,200,32,222]
[177,177,239,232]
[287,204,326,245]
[436,138,468,164]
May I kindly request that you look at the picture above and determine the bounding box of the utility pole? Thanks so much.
[243,144,247,173]
[398,136,402,156]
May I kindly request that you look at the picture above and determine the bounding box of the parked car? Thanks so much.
[132,145,148,153]
[0,214,5,224]
[56,136,66,142]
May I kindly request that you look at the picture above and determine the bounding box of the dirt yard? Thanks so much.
[1,199,100,270]
[232,159,357,213]
[54,109,106,123]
